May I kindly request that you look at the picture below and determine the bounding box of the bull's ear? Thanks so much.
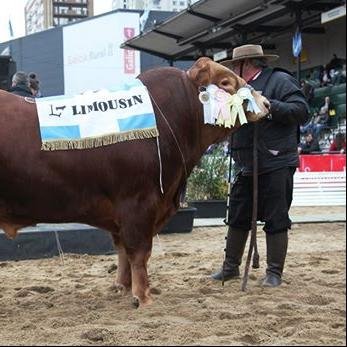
[187,57,212,87]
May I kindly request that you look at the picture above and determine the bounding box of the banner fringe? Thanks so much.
[41,128,159,151]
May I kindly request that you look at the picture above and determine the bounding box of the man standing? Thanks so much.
[9,71,33,97]
[298,133,321,154]
[211,44,309,287]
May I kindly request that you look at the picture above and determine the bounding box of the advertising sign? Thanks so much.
[63,12,140,95]
[298,154,346,172]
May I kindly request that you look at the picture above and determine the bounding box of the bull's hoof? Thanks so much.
[131,295,153,308]
[131,296,140,309]
[111,283,130,296]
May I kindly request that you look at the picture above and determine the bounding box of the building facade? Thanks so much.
[112,0,198,12]
[25,0,94,35]
[1,9,191,97]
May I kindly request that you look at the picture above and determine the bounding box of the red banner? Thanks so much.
[298,154,346,172]
[124,28,135,74]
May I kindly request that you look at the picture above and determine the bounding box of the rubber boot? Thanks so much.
[262,231,288,287]
[211,228,249,281]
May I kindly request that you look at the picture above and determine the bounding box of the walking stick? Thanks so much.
[222,133,234,286]
[242,123,259,291]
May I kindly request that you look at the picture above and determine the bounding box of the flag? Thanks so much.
[292,28,302,57]
[8,19,14,38]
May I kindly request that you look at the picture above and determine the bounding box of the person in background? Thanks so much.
[9,71,33,97]
[320,67,331,87]
[315,96,336,134]
[329,132,346,153]
[326,54,343,76]
[211,44,309,288]
[331,64,346,85]
[29,72,41,97]
[300,79,314,104]
[301,96,336,137]
[298,132,321,154]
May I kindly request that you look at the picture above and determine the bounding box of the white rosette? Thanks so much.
[199,85,220,124]
[237,87,262,114]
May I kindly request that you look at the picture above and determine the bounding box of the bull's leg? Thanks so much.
[120,224,153,307]
[109,229,132,294]
[114,245,132,294]
[128,247,153,307]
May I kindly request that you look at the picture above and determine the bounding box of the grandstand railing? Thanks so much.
[293,153,346,206]
[292,171,346,206]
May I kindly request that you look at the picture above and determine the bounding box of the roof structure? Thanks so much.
[121,0,345,61]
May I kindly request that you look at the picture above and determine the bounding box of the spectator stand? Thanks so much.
[301,77,346,151]
[317,83,346,150]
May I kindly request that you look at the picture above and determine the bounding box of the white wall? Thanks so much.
[63,11,140,95]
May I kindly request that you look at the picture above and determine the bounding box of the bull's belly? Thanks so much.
[0,193,116,234]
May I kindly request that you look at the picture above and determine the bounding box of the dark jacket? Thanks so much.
[231,67,309,175]
[9,83,33,97]
[300,138,320,154]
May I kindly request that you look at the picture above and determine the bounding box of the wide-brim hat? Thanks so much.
[221,44,279,68]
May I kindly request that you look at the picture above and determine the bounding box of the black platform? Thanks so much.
[0,208,196,261]
[0,225,114,261]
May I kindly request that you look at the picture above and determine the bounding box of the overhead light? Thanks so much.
[211,26,222,33]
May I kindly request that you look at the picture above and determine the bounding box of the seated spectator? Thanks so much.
[300,79,314,104]
[312,65,324,83]
[326,54,343,76]
[8,71,33,97]
[329,132,346,153]
[301,96,336,136]
[320,67,331,87]
[29,72,41,97]
[332,64,346,85]
[298,132,321,154]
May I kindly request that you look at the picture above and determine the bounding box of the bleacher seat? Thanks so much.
[311,96,324,110]
[327,115,339,128]
[314,86,332,98]
[331,93,346,105]
[336,103,346,118]
[330,83,346,95]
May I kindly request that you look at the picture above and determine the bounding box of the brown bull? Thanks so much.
[0,57,269,307]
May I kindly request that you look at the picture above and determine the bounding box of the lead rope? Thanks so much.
[241,123,259,291]
[148,91,188,182]
[54,230,65,266]
[156,136,164,194]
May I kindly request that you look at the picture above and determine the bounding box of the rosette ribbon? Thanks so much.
[199,84,262,128]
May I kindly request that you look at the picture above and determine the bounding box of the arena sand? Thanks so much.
[0,206,345,346]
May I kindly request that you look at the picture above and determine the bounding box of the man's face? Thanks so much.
[230,60,254,76]
[230,61,243,76]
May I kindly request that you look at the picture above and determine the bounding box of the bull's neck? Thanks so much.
[188,85,232,168]
[138,68,232,179]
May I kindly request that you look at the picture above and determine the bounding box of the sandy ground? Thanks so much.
[0,207,346,346]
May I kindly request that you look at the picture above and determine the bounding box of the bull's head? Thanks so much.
[187,57,270,122]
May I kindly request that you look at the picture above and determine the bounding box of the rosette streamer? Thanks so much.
[199,84,261,128]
